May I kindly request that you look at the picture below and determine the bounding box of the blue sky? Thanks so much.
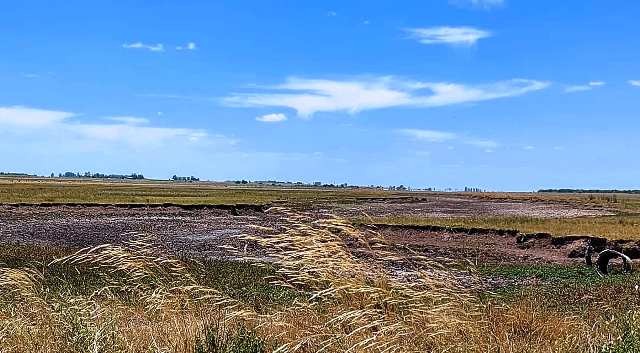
[1,0,639,190]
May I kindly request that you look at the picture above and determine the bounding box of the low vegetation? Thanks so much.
[360,214,640,240]
[0,179,392,205]
[1,209,639,352]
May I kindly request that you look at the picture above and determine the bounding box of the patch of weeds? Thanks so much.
[478,284,522,302]
[480,263,640,289]
[601,312,640,353]
[195,324,267,353]
[479,264,602,284]
[190,259,302,311]
[0,243,118,298]
[0,243,71,267]
[480,263,640,318]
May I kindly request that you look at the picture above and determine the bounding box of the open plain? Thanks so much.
[2,179,640,352]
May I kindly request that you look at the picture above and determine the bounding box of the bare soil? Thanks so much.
[373,225,583,265]
[0,205,280,259]
[0,195,618,267]
[326,195,614,218]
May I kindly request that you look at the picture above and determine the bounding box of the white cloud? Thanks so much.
[564,81,606,93]
[122,42,165,52]
[70,124,208,145]
[0,106,226,148]
[564,85,592,93]
[450,0,504,9]
[0,106,75,127]
[225,76,550,117]
[465,138,499,150]
[256,113,287,123]
[405,26,492,46]
[397,129,457,142]
[176,42,197,51]
[107,116,150,125]
[398,128,499,150]
[629,80,640,87]
[327,11,337,17]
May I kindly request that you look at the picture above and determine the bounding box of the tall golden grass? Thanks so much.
[0,208,637,352]
[238,207,479,352]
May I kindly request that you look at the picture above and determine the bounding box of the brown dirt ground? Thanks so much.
[373,225,583,265]
[0,195,615,267]
[327,196,614,219]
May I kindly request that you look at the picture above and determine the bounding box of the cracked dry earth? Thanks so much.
[327,196,614,219]
[0,205,283,259]
[0,195,613,266]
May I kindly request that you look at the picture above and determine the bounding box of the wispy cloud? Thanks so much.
[465,138,499,150]
[138,93,216,102]
[398,128,498,151]
[405,26,492,46]
[564,81,606,93]
[176,42,197,51]
[450,0,505,10]
[629,80,640,87]
[327,11,337,17]
[396,129,457,143]
[0,106,222,147]
[70,124,208,145]
[256,113,287,123]
[225,76,550,117]
[122,42,165,52]
[0,106,75,127]
[107,116,150,125]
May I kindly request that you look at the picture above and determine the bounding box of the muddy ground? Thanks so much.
[0,195,620,268]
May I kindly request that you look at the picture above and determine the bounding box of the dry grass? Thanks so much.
[461,192,640,213]
[360,214,640,240]
[0,179,395,205]
[1,209,639,352]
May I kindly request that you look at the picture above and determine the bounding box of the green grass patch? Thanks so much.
[480,263,640,316]
[479,264,602,283]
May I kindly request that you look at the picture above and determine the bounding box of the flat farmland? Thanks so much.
[2,179,640,352]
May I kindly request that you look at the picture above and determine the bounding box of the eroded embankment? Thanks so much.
[368,223,640,264]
